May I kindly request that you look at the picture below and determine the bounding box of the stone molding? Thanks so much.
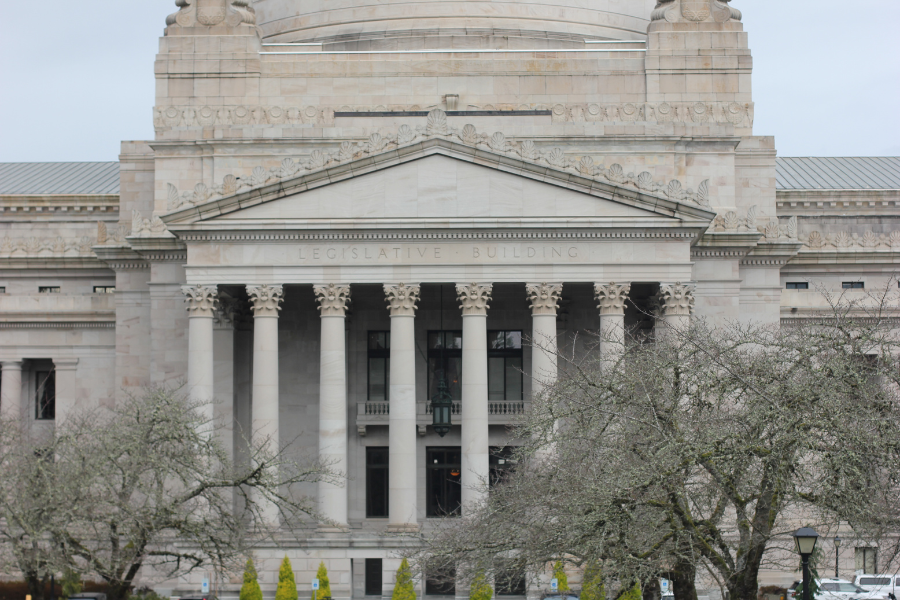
[456,283,492,316]
[182,285,219,317]
[656,283,696,317]
[314,284,351,317]
[0,322,115,330]
[178,230,699,242]
[153,102,752,129]
[710,206,798,242]
[165,110,711,211]
[800,230,900,252]
[1,234,101,258]
[247,284,284,317]
[384,283,420,316]
[526,283,563,316]
[132,211,173,238]
[651,0,741,23]
[165,0,256,28]
[594,283,632,315]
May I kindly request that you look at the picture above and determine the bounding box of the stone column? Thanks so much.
[0,361,23,423]
[314,283,352,530]
[247,284,285,524]
[53,358,80,425]
[595,283,631,357]
[456,283,492,511]
[384,283,421,531]
[183,285,219,433]
[656,282,696,334]
[526,283,562,398]
[214,295,239,462]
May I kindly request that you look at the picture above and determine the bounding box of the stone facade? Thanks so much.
[1,0,898,597]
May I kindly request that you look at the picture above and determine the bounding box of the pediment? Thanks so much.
[162,138,716,232]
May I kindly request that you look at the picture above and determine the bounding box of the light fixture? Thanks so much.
[431,285,453,437]
[793,527,820,555]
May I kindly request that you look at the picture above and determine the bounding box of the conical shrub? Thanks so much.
[315,561,332,600]
[552,562,569,592]
[240,558,264,600]
[580,562,605,600]
[617,582,641,600]
[392,558,416,600]
[276,556,299,600]
[469,571,493,600]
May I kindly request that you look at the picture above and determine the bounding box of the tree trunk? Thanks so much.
[26,572,47,600]
[107,581,131,600]
[643,576,661,600]
[726,540,767,600]
[670,558,698,600]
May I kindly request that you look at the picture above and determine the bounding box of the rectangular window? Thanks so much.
[855,547,877,573]
[843,282,865,289]
[428,331,463,402]
[426,447,461,517]
[495,561,527,596]
[364,559,383,596]
[366,447,389,518]
[368,331,390,401]
[489,446,518,488]
[93,286,116,294]
[38,286,60,294]
[488,331,523,401]
[425,567,456,596]
[786,282,809,290]
[35,370,56,420]
[0,286,6,294]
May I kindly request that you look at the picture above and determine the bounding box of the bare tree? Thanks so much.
[418,287,900,600]
[0,387,334,600]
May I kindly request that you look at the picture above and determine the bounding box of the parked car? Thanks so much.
[541,593,579,600]
[852,574,899,599]
[68,594,107,600]
[179,596,218,600]
[792,578,888,600]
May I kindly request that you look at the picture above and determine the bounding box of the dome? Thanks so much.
[252,0,656,47]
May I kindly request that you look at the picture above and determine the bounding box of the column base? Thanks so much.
[386,523,421,533]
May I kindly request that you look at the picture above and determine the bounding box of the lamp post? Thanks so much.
[834,536,841,578]
[794,527,820,600]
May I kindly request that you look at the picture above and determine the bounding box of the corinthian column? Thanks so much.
[0,361,23,424]
[456,283,492,512]
[247,284,284,524]
[384,283,421,531]
[656,282,695,335]
[183,285,218,433]
[595,283,631,357]
[314,283,351,530]
[526,283,562,398]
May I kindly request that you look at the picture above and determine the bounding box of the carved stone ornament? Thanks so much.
[165,0,256,28]
[247,285,284,317]
[182,285,218,317]
[656,283,696,317]
[526,283,563,316]
[131,210,172,238]
[651,0,741,23]
[384,283,421,316]
[456,283,493,316]
[163,110,714,212]
[314,284,352,317]
[594,283,632,315]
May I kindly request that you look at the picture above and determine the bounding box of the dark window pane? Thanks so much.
[495,561,526,595]
[368,357,388,401]
[490,331,507,349]
[426,567,456,596]
[366,447,389,518]
[843,282,865,289]
[490,446,518,488]
[505,331,522,349]
[446,331,462,350]
[488,357,505,400]
[365,559,383,596]
[35,371,55,420]
[786,282,809,290]
[427,447,461,517]
[506,357,523,401]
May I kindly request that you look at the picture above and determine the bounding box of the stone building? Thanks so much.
[1,0,899,597]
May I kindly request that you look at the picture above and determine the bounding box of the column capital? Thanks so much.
[384,283,421,316]
[526,283,563,316]
[314,283,351,317]
[0,360,23,371]
[456,283,492,316]
[53,358,79,371]
[595,282,631,315]
[182,285,218,317]
[656,282,696,317]
[247,284,284,317]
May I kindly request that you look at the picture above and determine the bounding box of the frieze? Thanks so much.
[1,234,99,257]
[166,110,712,212]
[153,101,751,129]
[800,230,900,252]
[710,205,798,241]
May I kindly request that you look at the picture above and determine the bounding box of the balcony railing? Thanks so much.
[356,399,530,436]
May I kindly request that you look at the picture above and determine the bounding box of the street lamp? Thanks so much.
[834,536,842,578]
[431,375,453,437]
[794,527,820,600]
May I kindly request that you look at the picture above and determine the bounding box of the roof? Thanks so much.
[0,162,119,195]
[776,157,900,191]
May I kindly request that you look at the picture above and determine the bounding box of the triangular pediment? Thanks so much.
[162,139,715,231]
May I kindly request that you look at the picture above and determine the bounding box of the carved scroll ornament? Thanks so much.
[384,283,421,316]
[656,283,696,317]
[456,283,493,316]
[247,284,284,317]
[182,285,218,317]
[526,283,563,316]
[595,283,632,315]
[314,284,352,317]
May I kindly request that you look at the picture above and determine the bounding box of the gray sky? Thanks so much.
[1,0,898,162]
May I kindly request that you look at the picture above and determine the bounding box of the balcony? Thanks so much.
[355,399,530,436]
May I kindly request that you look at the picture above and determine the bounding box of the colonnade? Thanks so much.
[178,281,695,529]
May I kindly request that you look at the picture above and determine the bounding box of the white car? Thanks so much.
[813,578,886,600]
[852,574,899,600]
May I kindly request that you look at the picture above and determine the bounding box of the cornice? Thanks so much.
[0,257,109,270]
[777,189,900,216]
[0,195,119,215]
[741,240,803,267]
[177,230,701,243]
[0,321,115,330]
[92,245,149,271]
